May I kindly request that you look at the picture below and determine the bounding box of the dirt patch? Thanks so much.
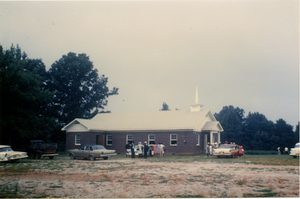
[0,158,299,198]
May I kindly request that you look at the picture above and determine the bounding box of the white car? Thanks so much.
[126,145,151,157]
[290,143,300,158]
[0,145,28,162]
[213,143,243,158]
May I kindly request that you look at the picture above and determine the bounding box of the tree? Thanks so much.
[274,119,295,150]
[0,45,55,146]
[46,52,118,127]
[215,105,297,151]
[160,102,170,111]
[214,105,245,145]
[243,112,275,150]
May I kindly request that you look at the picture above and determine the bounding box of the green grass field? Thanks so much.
[26,152,300,167]
[107,153,299,166]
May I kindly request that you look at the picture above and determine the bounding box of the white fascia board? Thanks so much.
[96,129,193,133]
[61,119,78,131]
[62,119,90,132]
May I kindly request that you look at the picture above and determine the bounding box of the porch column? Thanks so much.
[218,131,221,144]
[210,131,213,144]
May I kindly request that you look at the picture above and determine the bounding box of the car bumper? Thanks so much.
[0,155,28,162]
[41,153,59,157]
[100,153,116,157]
[213,152,232,156]
[290,152,299,157]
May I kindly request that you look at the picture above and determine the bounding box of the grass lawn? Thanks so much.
[110,153,299,166]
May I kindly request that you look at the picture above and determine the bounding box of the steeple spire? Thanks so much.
[190,86,204,112]
[195,86,199,104]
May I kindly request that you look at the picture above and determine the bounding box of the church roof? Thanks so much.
[61,87,224,133]
[62,108,224,132]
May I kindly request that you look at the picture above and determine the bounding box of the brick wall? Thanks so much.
[66,131,206,155]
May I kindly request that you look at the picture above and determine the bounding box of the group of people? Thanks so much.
[277,146,289,155]
[206,142,217,157]
[152,142,165,157]
[125,141,165,158]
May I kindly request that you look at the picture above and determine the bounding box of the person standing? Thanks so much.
[238,145,244,158]
[284,147,288,154]
[125,142,130,155]
[277,147,281,155]
[130,141,135,158]
[206,143,210,157]
[143,142,149,158]
[160,143,165,157]
[209,144,213,156]
[138,141,143,158]
[157,143,161,157]
[153,142,157,157]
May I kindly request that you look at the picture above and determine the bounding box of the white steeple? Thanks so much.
[191,86,204,112]
[195,86,199,104]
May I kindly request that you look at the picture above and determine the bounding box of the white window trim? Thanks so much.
[126,134,133,144]
[196,134,200,146]
[106,135,113,146]
[148,134,155,145]
[75,135,81,145]
[170,134,177,146]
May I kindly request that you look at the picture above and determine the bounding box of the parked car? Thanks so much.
[126,145,151,157]
[68,145,116,161]
[290,142,300,158]
[213,143,243,158]
[0,145,28,162]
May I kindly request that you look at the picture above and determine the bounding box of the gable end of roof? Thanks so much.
[61,119,90,132]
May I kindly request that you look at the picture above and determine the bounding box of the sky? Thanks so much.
[0,0,299,128]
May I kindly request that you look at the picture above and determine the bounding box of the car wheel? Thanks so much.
[34,153,41,159]
[89,155,95,161]
[49,156,54,159]
[70,154,75,160]
[103,157,108,160]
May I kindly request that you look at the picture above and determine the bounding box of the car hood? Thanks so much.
[68,149,116,153]
[290,148,300,152]
[68,149,79,153]
[214,148,232,152]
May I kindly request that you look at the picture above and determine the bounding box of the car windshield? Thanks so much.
[92,146,105,150]
[218,145,235,149]
[294,144,300,148]
[0,147,13,152]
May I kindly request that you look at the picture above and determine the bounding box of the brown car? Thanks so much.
[68,145,116,161]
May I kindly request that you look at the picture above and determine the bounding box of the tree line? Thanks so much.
[214,105,299,151]
[0,45,118,148]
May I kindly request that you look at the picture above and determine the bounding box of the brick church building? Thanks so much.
[62,88,223,155]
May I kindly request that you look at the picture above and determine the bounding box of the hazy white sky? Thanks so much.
[0,0,299,127]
